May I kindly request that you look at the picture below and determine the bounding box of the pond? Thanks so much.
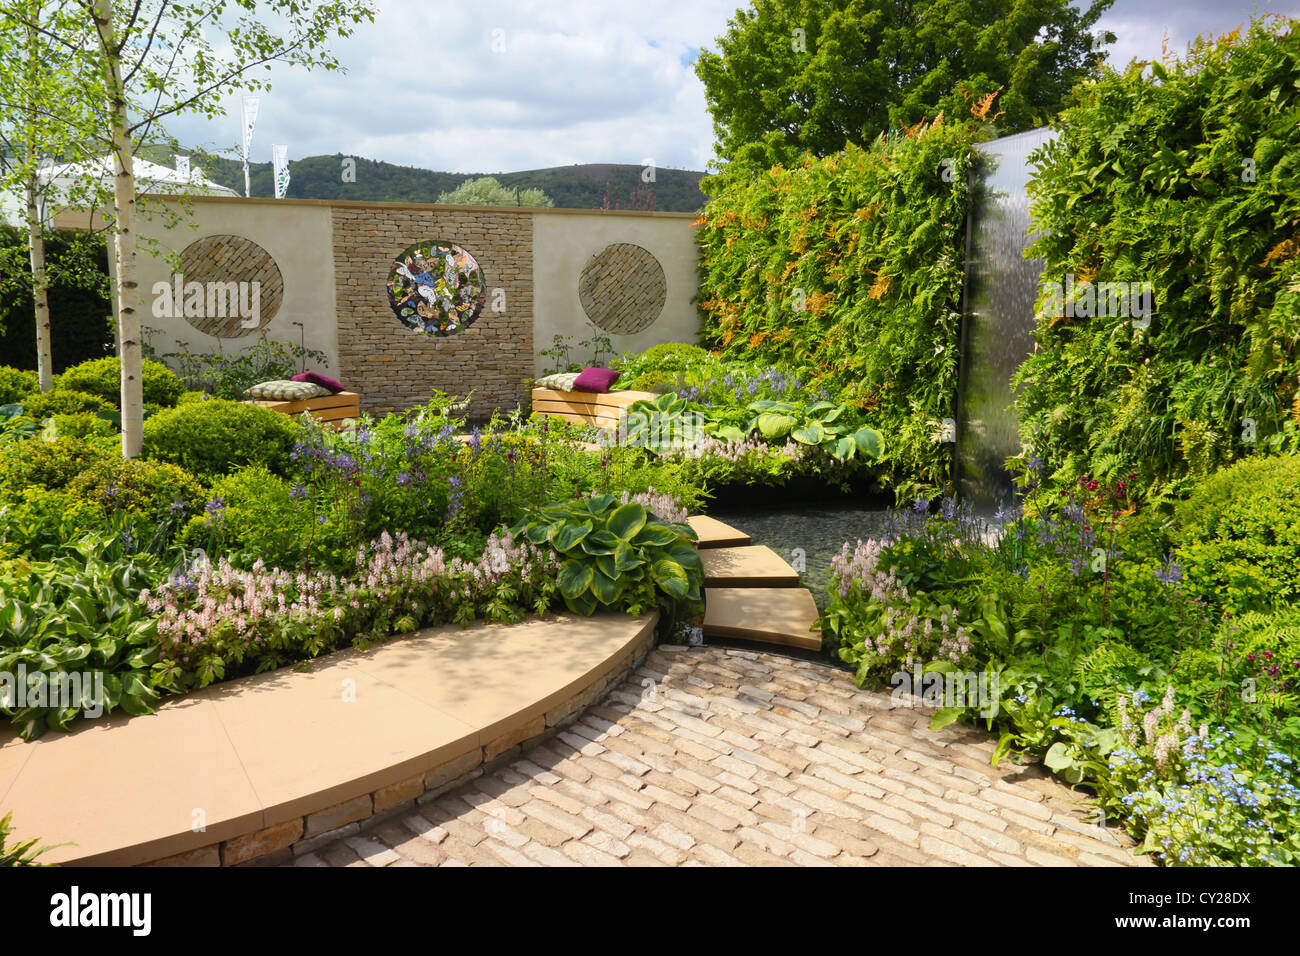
[706,502,898,612]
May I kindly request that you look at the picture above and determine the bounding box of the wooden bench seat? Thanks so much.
[245,390,360,429]
[530,388,657,429]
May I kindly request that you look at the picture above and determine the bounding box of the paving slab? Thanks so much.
[686,515,752,549]
[699,545,800,587]
[1,698,264,866]
[0,612,655,865]
[703,588,822,651]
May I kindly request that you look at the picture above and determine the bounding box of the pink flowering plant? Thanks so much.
[145,529,559,688]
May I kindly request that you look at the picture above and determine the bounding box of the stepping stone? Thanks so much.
[703,588,822,652]
[687,515,752,549]
[699,545,799,587]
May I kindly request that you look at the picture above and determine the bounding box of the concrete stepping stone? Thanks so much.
[703,588,821,651]
[686,515,752,549]
[699,545,799,587]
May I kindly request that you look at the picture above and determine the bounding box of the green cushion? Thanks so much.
[245,380,330,401]
[534,372,581,391]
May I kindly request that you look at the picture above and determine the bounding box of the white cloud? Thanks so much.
[166,0,737,172]
[162,0,1300,174]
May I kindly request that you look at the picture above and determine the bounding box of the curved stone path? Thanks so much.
[298,645,1149,867]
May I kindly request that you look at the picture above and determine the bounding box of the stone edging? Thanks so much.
[143,624,658,867]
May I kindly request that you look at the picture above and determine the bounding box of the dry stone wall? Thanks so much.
[332,204,534,420]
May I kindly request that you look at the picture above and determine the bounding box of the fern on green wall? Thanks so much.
[694,117,979,496]
[1014,17,1300,500]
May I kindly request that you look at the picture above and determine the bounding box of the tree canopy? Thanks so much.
[695,0,1113,169]
[436,176,553,208]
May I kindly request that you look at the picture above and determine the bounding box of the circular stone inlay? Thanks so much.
[177,235,284,337]
[386,240,487,336]
[578,242,666,334]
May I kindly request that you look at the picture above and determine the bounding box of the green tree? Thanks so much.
[437,175,553,207]
[2,0,376,457]
[0,3,107,391]
[695,0,1113,169]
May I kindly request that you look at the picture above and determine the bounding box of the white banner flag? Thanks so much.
[272,144,290,199]
[241,95,260,196]
[175,155,190,179]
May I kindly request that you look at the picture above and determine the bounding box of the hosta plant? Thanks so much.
[512,495,702,616]
[0,531,167,739]
[623,392,884,462]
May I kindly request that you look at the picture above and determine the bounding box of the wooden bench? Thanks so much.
[246,390,360,429]
[530,388,658,429]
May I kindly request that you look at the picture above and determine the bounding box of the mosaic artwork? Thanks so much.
[386,240,487,336]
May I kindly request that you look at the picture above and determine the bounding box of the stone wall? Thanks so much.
[130,197,700,416]
[331,205,534,420]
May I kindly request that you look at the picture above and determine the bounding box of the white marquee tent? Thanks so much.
[0,155,238,227]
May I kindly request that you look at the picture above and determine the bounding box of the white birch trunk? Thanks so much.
[23,7,53,392]
[24,175,53,392]
[92,0,143,457]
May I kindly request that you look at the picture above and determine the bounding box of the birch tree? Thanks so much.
[0,1,105,392]
[3,0,375,456]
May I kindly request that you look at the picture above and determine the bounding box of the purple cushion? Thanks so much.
[292,371,345,394]
[571,367,620,393]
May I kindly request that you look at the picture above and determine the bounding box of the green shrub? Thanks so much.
[49,412,115,440]
[622,372,678,393]
[66,457,206,524]
[178,466,310,570]
[0,436,114,495]
[0,486,104,560]
[1174,454,1300,613]
[142,399,300,478]
[615,343,713,380]
[0,367,38,405]
[17,389,111,420]
[1014,19,1300,498]
[57,356,184,408]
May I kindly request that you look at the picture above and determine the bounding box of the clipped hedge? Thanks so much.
[57,356,184,409]
[142,399,300,478]
[16,389,112,421]
[1015,18,1300,498]
[694,116,978,496]
[0,367,38,405]
[66,457,206,524]
[1173,453,1300,614]
[0,435,114,494]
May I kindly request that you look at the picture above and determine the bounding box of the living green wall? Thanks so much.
[1014,18,1300,499]
[694,117,979,496]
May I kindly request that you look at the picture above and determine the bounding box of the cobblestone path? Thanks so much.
[299,645,1149,867]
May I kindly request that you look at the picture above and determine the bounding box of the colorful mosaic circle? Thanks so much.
[387,240,487,336]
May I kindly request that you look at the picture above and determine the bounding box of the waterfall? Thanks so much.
[956,127,1055,507]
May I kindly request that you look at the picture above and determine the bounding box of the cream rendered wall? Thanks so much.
[531,211,700,376]
[131,196,339,376]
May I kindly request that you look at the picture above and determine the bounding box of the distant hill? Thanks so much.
[184,151,707,212]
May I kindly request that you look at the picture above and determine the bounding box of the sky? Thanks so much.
[165,0,1300,176]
